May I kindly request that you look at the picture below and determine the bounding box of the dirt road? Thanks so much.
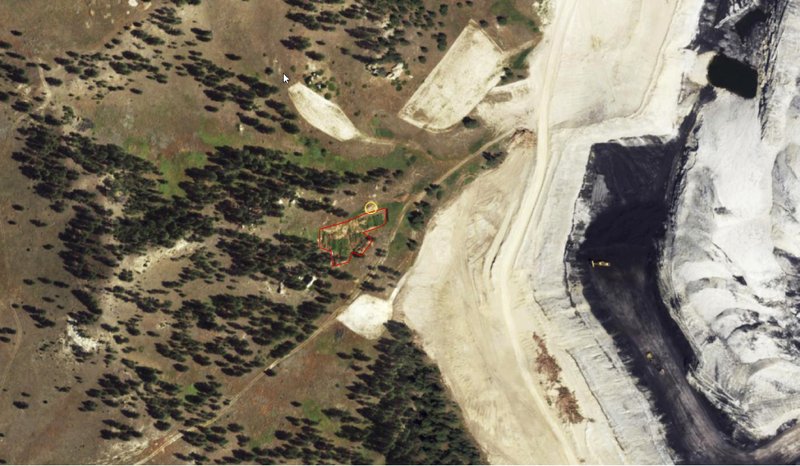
[0,61,52,392]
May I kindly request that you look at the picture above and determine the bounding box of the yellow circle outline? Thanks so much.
[364,201,379,214]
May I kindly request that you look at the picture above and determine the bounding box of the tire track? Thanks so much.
[0,60,50,392]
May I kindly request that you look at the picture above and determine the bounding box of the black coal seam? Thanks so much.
[707,54,758,98]
[570,84,800,463]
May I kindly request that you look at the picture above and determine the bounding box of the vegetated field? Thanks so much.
[0,0,539,463]
[143,321,483,464]
[159,151,207,197]
[319,209,388,266]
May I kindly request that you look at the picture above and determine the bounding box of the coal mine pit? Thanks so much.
[573,134,776,463]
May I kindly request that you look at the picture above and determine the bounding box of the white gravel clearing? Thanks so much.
[337,294,393,340]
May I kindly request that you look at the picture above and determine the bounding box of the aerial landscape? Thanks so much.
[1,0,799,464]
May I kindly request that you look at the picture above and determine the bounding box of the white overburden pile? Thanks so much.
[395,0,800,459]
[660,1,800,440]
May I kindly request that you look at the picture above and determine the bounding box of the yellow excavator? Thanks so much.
[590,259,611,268]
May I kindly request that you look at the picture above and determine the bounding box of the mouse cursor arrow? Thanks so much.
[283,74,289,83]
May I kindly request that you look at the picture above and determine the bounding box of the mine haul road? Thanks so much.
[480,0,581,463]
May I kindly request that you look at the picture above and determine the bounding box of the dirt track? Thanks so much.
[0,61,52,393]
[481,0,580,459]
[395,1,640,463]
[130,122,517,465]
[409,0,800,462]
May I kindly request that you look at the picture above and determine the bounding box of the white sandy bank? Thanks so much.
[289,83,364,141]
[397,132,626,464]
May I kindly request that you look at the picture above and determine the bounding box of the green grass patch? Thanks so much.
[91,104,124,138]
[319,216,380,262]
[302,399,324,423]
[468,133,490,153]
[198,128,240,147]
[370,117,395,139]
[182,383,199,398]
[314,330,340,356]
[510,46,534,70]
[159,151,207,197]
[284,223,317,242]
[294,137,416,172]
[411,176,435,194]
[361,211,387,229]
[385,201,412,257]
[364,200,401,232]
[374,201,403,245]
[383,201,404,226]
[492,0,538,31]
[445,158,482,188]
[444,171,459,187]
[248,429,275,449]
[374,127,394,138]
[301,399,336,434]
[389,231,408,257]
[329,237,353,260]
[123,136,151,159]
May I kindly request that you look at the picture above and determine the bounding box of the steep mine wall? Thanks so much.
[659,0,800,443]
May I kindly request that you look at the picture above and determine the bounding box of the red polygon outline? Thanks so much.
[318,208,389,267]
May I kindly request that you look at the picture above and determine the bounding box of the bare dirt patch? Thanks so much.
[533,333,584,424]
[337,290,398,340]
[399,21,506,132]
